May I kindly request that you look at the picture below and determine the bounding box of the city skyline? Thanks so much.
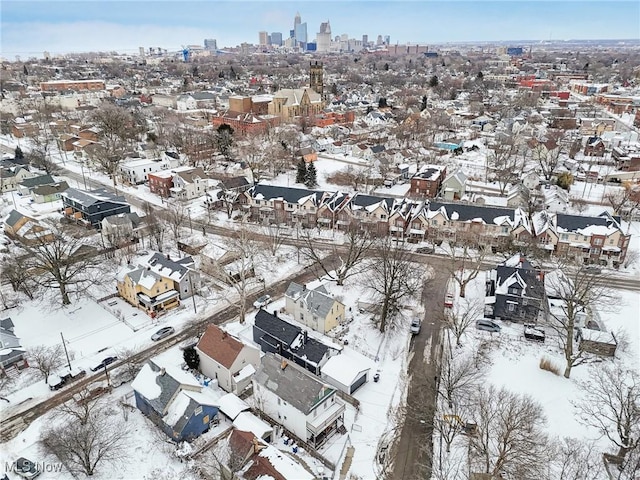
[1,1,639,57]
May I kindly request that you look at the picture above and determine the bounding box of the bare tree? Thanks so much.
[442,238,488,298]
[141,202,166,252]
[469,385,548,479]
[27,133,60,175]
[486,134,525,194]
[605,182,640,221]
[2,255,37,299]
[260,223,287,257]
[529,130,566,181]
[18,223,103,305]
[235,135,268,183]
[52,387,105,425]
[301,226,374,286]
[365,237,423,333]
[545,260,617,378]
[200,226,261,323]
[550,437,606,480]
[444,299,482,347]
[196,440,249,480]
[574,364,640,461]
[28,344,64,382]
[164,202,188,249]
[41,398,129,476]
[438,347,485,410]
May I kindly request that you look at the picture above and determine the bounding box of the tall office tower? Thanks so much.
[294,11,301,28]
[259,31,269,46]
[270,32,283,46]
[293,12,307,48]
[362,35,368,46]
[310,61,324,97]
[384,35,390,45]
[316,21,331,52]
[376,35,383,45]
[139,46,145,57]
[204,38,217,51]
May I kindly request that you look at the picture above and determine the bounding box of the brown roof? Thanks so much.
[229,429,257,460]
[196,324,244,369]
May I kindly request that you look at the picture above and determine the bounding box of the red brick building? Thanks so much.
[409,165,447,199]
[40,80,106,92]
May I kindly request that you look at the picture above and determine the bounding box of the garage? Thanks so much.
[320,350,373,395]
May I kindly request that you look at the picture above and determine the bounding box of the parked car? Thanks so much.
[151,326,175,341]
[253,294,272,309]
[475,319,501,333]
[524,325,546,342]
[90,356,118,372]
[48,366,86,391]
[444,293,454,308]
[416,246,435,254]
[585,265,602,274]
[13,457,41,479]
[410,318,422,335]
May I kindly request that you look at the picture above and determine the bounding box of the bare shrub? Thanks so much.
[539,357,560,375]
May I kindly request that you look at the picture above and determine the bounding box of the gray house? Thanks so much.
[284,282,345,334]
[485,255,546,323]
[61,188,130,228]
[0,318,27,374]
[143,252,200,300]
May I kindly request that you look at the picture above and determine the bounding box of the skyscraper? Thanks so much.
[362,35,368,47]
[316,21,331,52]
[384,35,391,45]
[293,12,307,49]
[259,31,269,46]
[270,32,283,46]
[204,39,217,51]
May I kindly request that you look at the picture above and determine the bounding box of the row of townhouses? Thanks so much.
[240,184,631,267]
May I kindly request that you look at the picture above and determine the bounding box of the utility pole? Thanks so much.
[189,270,197,314]
[60,332,72,370]
[188,208,193,233]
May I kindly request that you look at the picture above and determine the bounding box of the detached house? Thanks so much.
[253,310,340,375]
[0,318,27,375]
[143,252,200,300]
[132,360,219,442]
[171,167,211,200]
[116,265,180,317]
[61,188,130,229]
[284,282,345,334]
[409,164,447,199]
[485,254,546,324]
[4,210,54,245]
[196,325,260,394]
[252,352,346,448]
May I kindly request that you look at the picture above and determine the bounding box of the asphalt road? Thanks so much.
[391,267,448,480]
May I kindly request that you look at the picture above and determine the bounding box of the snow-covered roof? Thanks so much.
[131,363,162,400]
[217,392,250,420]
[321,350,373,387]
[233,411,273,439]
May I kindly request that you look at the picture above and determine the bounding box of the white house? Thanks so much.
[196,324,261,394]
[252,352,346,448]
[171,167,212,200]
[120,157,171,185]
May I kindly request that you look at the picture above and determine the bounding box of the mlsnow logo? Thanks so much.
[5,459,64,474]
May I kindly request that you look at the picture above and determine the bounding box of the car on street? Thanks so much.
[410,318,422,334]
[13,457,41,479]
[151,326,175,341]
[253,294,272,309]
[416,246,435,254]
[585,265,602,274]
[47,366,86,391]
[90,355,118,372]
[444,293,454,308]
[475,319,501,333]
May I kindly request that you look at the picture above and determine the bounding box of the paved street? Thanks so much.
[391,267,447,480]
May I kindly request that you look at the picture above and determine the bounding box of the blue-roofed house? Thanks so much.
[132,359,219,442]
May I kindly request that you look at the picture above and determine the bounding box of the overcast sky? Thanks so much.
[2,0,639,57]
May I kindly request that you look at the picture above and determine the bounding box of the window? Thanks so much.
[561,234,569,240]
[594,238,603,245]
[508,303,515,312]
[277,398,281,405]
[195,406,203,416]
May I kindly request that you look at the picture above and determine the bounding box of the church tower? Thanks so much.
[310,61,324,97]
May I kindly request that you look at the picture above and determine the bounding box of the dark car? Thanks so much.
[48,367,86,391]
[90,356,118,372]
[475,319,501,333]
[416,246,435,254]
[410,318,422,334]
[151,326,175,341]
[585,265,602,274]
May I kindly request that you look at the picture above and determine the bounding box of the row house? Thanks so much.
[148,166,212,200]
[242,184,631,266]
[120,157,172,185]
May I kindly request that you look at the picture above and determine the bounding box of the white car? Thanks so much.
[253,294,271,309]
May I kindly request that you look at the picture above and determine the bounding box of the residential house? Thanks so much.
[0,318,27,375]
[17,174,56,196]
[253,310,340,376]
[171,167,211,200]
[409,165,447,199]
[219,176,252,193]
[284,282,345,334]
[132,359,219,442]
[143,252,200,300]
[3,209,53,245]
[176,92,217,111]
[584,136,606,157]
[485,254,546,323]
[116,264,180,316]
[31,182,69,204]
[120,157,172,185]
[252,352,346,448]
[227,429,313,480]
[61,188,130,228]
[196,325,261,394]
[441,169,468,201]
[1,165,34,192]
[100,212,141,246]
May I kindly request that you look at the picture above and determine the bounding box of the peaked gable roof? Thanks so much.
[254,353,336,415]
[61,187,128,207]
[197,324,245,369]
[285,282,340,320]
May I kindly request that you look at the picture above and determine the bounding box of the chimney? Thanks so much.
[281,359,287,371]
[222,330,227,339]
[303,331,308,344]
[273,310,278,318]
[166,253,170,260]
[160,368,166,376]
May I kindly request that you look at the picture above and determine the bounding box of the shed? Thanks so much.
[232,411,273,442]
[577,328,617,357]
